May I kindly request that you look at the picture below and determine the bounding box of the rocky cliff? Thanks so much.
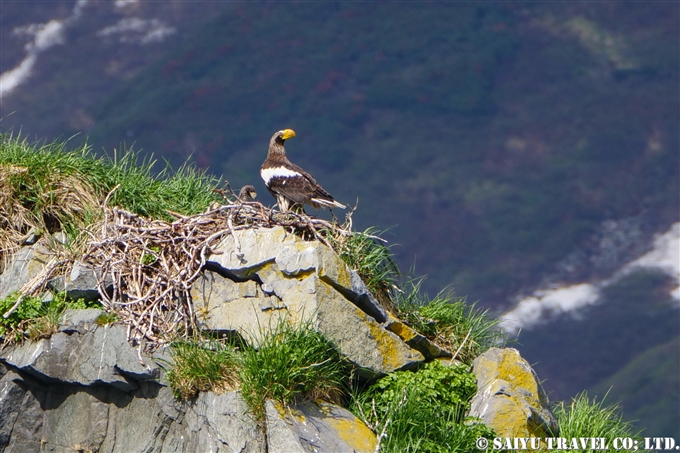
[0,219,556,452]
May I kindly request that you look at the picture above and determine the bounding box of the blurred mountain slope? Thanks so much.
[0,1,678,432]
[79,3,678,304]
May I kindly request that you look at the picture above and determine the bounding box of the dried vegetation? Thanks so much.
[83,192,356,346]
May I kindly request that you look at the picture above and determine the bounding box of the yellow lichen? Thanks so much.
[385,317,418,342]
[326,417,378,452]
[359,308,423,371]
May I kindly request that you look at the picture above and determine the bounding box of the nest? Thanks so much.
[82,195,354,348]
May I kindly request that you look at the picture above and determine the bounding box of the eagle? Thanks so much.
[260,129,346,212]
[238,184,257,202]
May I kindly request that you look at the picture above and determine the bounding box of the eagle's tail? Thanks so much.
[311,198,346,209]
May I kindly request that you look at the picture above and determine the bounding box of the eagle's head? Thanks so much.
[272,128,296,145]
[238,184,257,202]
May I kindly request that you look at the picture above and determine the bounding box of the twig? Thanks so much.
[451,327,473,363]
[3,258,62,319]
[374,419,390,453]
[2,295,24,320]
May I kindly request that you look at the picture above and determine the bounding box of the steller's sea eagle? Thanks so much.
[260,129,346,212]
[238,184,257,202]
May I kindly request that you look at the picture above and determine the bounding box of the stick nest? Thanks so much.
[82,198,354,348]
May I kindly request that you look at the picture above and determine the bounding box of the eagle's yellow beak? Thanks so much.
[281,129,296,140]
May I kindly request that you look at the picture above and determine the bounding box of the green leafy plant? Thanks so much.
[396,277,505,364]
[551,391,643,453]
[239,320,350,421]
[165,339,240,399]
[0,291,96,343]
[0,292,50,342]
[352,360,494,453]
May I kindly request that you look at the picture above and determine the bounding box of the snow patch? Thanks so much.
[114,0,140,7]
[0,54,37,98]
[500,284,599,335]
[619,222,679,282]
[0,1,88,98]
[96,18,176,44]
[501,222,680,334]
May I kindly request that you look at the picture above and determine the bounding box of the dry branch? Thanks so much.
[83,202,355,349]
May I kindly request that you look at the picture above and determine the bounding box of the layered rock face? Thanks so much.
[0,226,557,452]
[193,226,433,378]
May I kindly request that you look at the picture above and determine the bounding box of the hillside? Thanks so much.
[1,0,678,438]
[0,138,586,452]
[517,269,679,436]
[1,2,677,303]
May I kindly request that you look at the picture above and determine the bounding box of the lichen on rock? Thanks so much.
[469,347,558,440]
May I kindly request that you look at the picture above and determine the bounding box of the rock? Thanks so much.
[0,360,266,453]
[189,391,266,453]
[42,386,111,452]
[265,399,377,453]
[99,386,265,453]
[0,369,27,447]
[0,242,52,299]
[48,261,112,303]
[197,226,425,378]
[2,323,159,391]
[19,228,40,246]
[384,314,452,360]
[468,347,558,439]
[59,308,105,333]
[0,367,47,453]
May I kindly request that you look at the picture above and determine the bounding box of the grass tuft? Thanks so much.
[239,320,350,421]
[0,134,223,268]
[395,277,505,364]
[330,227,400,310]
[551,391,642,453]
[165,339,240,399]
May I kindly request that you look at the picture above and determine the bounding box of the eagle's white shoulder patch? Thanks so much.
[261,166,302,185]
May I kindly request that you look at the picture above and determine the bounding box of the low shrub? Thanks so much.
[0,291,94,343]
[352,360,494,453]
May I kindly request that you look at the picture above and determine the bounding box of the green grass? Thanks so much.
[165,339,240,399]
[0,133,224,271]
[239,320,350,421]
[95,150,224,219]
[164,322,350,420]
[351,360,494,453]
[551,391,643,453]
[395,277,505,364]
[0,133,223,226]
[330,227,400,310]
